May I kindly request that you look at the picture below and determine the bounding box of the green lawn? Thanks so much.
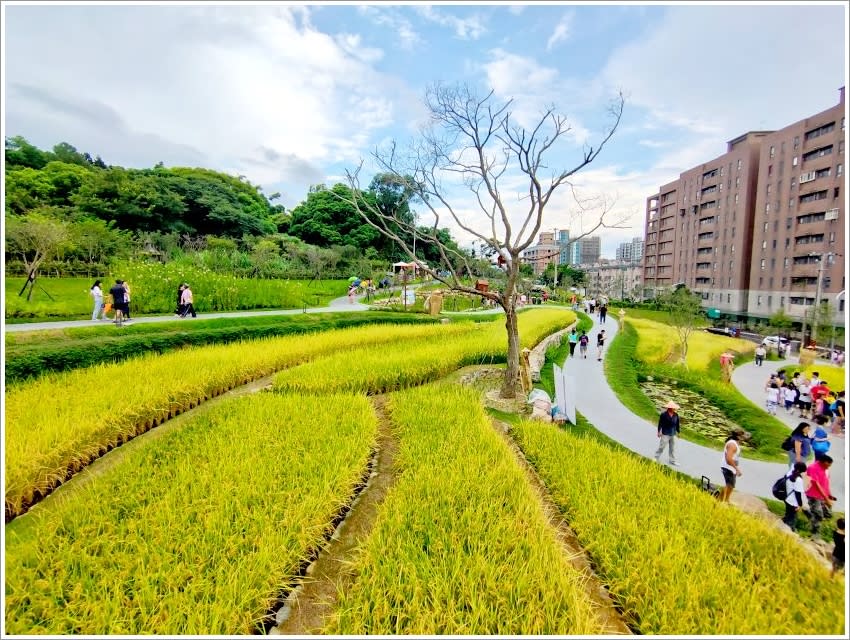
[5,276,347,322]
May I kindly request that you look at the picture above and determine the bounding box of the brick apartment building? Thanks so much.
[643,87,845,329]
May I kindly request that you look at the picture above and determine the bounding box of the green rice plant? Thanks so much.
[323,384,604,635]
[273,308,574,396]
[511,420,845,635]
[3,321,477,520]
[5,392,377,635]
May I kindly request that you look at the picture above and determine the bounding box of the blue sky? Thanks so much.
[3,2,847,256]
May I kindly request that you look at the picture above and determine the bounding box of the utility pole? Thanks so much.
[812,253,827,343]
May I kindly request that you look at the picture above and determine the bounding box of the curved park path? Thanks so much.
[571,315,845,512]
[4,298,844,511]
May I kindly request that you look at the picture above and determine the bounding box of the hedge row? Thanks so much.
[4,313,438,384]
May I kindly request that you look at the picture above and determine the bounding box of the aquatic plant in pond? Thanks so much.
[640,380,753,448]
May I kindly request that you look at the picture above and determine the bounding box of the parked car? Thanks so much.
[705,326,733,336]
[761,335,790,348]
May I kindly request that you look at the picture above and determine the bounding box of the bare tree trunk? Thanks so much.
[501,302,521,399]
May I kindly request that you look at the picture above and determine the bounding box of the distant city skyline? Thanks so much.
[3,3,846,257]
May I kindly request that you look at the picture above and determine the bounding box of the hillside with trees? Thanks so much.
[3,137,462,282]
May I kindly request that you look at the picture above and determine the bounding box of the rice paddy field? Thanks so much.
[4,307,845,635]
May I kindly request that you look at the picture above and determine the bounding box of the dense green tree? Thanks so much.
[5,136,55,169]
[4,208,71,298]
[287,184,381,249]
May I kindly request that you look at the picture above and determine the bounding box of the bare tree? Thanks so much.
[338,83,626,398]
[5,210,70,300]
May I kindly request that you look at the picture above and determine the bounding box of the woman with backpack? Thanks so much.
[782,461,809,532]
[785,422,812,468]
[578,331,589,359]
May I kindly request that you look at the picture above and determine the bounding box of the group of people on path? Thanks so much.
[566,327,604,361]
[89,279,133,325]
[655,397,844,577]
[89,280,197,324]
[763,369,845,436]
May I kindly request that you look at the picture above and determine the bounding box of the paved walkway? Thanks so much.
[566,315,846,511]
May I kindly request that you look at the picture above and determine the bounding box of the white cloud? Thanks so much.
[546,12,573,52]
[3,5,419,207]
[601,5,846,140]
[357,5,421,50]
[481,49,592,144]
[414,5,486,40]
[508,6,526,16]
[638,139,668,149]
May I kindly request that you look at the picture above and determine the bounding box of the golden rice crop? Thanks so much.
[511,420,845,634]
[4,392,377,635]
[323,383,604,635]
[3,321,475,520]
[628,317,754,370]
[274,308,575,395]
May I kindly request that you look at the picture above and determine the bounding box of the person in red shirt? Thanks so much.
[805,454,835,535]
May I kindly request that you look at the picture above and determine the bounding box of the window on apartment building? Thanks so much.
[770,145,775,158]
[838,164,843,177]
[829,231,836,245]
[775,200,781,213]
[771,259,776,269]
[729,261,734,270]
[834,187,840,198]
[789,197,794,209]
[791,176,796,189]
[763,222,768,232]
[731,227,735,238]
[786,237,791,248]
[766,184,772,194]
[737,159,742,170]
[768,295,772,307]
[786,217,792,229]
[735,194,739,203]
[760,259,766,270]
[735,176,740,188]
[765,203,771,214]
[839,140,844,154]
[782,277,786,286]
[781,296,785,306]
[720,166,724,177]
[794,136,800,150]
[783,258,789,269]
[792,155,798,166]
[757,295,763,306]
[773,239,777,249]
[768,165,773,177]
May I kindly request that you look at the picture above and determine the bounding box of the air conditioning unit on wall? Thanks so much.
[799,171,816,183]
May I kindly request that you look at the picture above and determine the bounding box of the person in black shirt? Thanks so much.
[108,279,128,325]
[655,400,681,466]
[596,329,606,361]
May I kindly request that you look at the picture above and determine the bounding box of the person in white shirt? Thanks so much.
[766,382,780,415]
[89,280,104,321]
[719,431,742,502]
[783,462,809,532]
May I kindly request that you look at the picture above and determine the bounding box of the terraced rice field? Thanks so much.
[4,308,844,635]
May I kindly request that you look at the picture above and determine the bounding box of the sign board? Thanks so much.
[707,308,721,319]
[403,289,416,305]
[553,363,576,426]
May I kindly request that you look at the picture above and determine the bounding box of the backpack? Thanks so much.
[771,475,789,501]
[781,436,794,451]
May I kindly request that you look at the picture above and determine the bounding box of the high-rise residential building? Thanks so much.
[616,237,644,263]
[642,87,845,330]
[569,236,601,266]
[557,229,570,264]
[521,231,560,275]
[748,91,845,327]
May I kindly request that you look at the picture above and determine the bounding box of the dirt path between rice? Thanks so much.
[490,418,634,635]
[272,396,399,635]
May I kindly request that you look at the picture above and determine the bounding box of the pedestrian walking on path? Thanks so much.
[719,431,743,502]
[596,329,606,361]
[783,462,809,532]
[567,327,578,358]
[656,400,681,466]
